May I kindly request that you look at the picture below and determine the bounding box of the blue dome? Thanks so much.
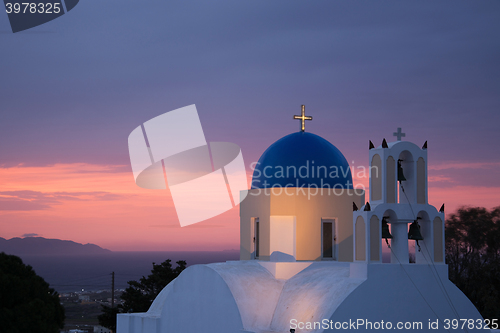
[251,132,353,189]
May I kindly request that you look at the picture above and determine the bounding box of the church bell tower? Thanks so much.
[353,129,445,265]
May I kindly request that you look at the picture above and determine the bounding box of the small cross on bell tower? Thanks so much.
[393,127,406,141]
[293,105,312,132]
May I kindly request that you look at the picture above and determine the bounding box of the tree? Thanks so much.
[446,206,500,319]
[98,259,186,332]
[98,305,120,332]
[0,252,65,333]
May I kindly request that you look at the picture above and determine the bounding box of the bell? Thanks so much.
[408,220,423,241]
[382,218,393,239]
[408,220,423,252]
[381,217,392,247]
[397,159,406,182]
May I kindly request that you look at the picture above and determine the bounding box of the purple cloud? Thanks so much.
[0,190,125,211]
[22,233,39,238]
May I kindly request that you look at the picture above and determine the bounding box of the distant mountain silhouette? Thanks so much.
[0,237,112,256]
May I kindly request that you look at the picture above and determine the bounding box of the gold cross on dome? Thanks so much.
[293,105,312,132]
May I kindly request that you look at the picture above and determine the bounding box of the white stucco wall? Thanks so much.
[117,261,284,333]
[118,261,485,333]
[326,264,485,333]
[270,262,366,332]
[207,261,284,331]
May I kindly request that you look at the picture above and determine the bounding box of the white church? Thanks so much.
[118,107,485,333]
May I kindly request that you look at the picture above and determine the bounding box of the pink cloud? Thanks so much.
[1,161,498,251]
[428,161,500,171]
[0,163,239,251]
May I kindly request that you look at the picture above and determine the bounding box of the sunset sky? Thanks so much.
[1,1,499,251]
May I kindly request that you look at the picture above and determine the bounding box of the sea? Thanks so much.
[18,250,394,293]
[18,251,240,293]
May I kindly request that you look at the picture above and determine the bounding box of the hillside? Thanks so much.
[0,237,112,256]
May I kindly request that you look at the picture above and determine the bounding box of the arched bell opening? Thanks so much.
[408,226,416,264]
[398,150,415,204]
[382,209,402,263]
[414,211,432,264]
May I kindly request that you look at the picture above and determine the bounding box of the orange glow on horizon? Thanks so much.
[1,162,498,251]
[0,163,240,251]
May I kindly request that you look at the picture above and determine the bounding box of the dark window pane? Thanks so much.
[255,220,260,258]
[323,222,333,258]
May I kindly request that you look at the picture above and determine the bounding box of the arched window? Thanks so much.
[433,217,444,262]
[417,157,426,204]
[355,216,366,261]
[371,154,382,201]
[370,215,380,261]
[386,156,396,203]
